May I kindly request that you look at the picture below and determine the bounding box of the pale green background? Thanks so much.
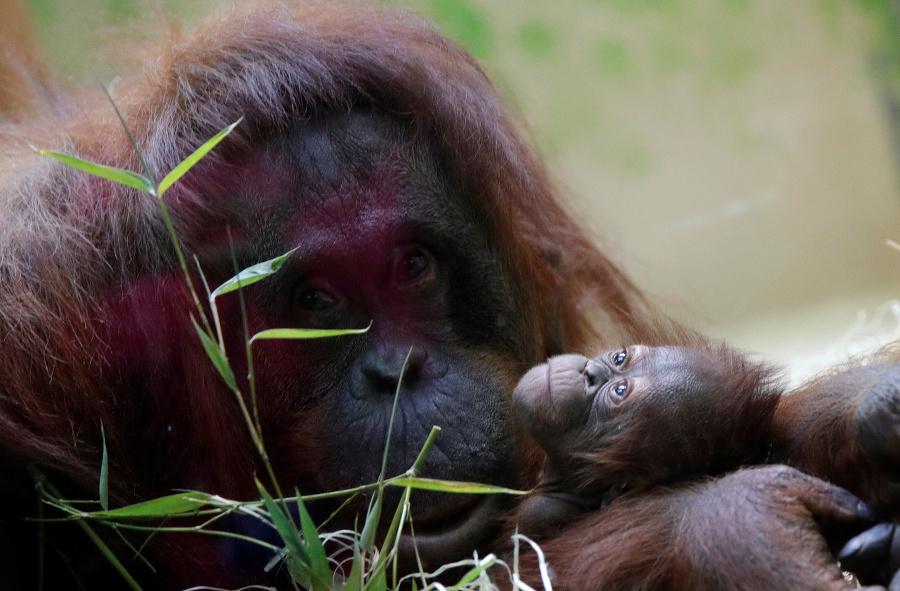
[23,0,900,379]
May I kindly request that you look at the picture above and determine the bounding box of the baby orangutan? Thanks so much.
[512,344,781,534]
[512,343,900,538]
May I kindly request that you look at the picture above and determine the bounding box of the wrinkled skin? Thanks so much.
[92,109,542,583]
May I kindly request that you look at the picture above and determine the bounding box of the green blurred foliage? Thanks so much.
[518,22,556,59]
[431,0,494,58]
[21,0,898,179]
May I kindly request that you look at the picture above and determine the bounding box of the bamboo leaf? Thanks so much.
[295,493,332,590]
[447,556,496,590]
[191,316,238,391]
[359,493,382,553]
[210,248,296,299]
[158,118,242,197]
[74,516,145,590]
[256,479,312,586]
[251,325,370,343]
[342,544,364,591]
[389,477,526,495]
[39,150,156,193]
[88,491,214,518]
[368,566,387,591]
[99,424,109,511]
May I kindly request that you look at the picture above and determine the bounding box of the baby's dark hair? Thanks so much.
[575,342,782,493]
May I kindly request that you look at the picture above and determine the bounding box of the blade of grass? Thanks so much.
[38,150,155,193]
[99,424,109,511]
[409,426,441,476]
[377,486,410,563]
[342,543,364,591]
[380,348,412,482]
[295,493,332,589]
[84,491,215,519]
[255,479,331,591]
[447,555,497,590]
[158,118,242,198]
[388,477,526,495]
[361,347,410,553]
[368,566,387,591]
[211,247,296,299]
[32,468,144,591]
[99,82,155,185]
[358,492,382,554]
[191,316,237,391]
[250,324,370,343]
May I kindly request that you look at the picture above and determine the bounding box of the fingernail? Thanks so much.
[839,537,861,560]
[857,501,880,523]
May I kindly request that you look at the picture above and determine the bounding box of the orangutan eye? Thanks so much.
[297,287,338,313]
[612,349,628,366]
[609,380,630,402]
[393,246,435,284]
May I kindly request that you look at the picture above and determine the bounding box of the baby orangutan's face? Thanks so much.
[513,346,723,460]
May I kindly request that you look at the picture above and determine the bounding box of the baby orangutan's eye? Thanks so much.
[612,349,628,366]
[609,380,630,402]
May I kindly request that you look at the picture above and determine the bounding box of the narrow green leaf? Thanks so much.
[74,516,145,591]
[295,494,332,590]
[99,82,154,185]
[99,424,109,511]
[39,150,155,193]
[359,492,382,553]
[389,477,526,495]
[251,325,370,343]
[447,556,496,590]
[210,248,297,300]
[191,316,238,391]
[158,118,243,197]
[378,486,410,559]
[368,566,387,591]
[88,491,214,518]
[342,543,364,591]
[256,479,311,585]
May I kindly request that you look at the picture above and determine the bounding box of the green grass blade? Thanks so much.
[87,491,214,518]
[389,477,526,495]
[210,247,296,299]
[295,493,332,589]
[368,566,387,591]
[359,493,382,553]
[39,150,155,193]
[378,486,410,559]
[342,543,364,591]
[191,316,238,391]
[99,424,109,511]
[99,81,154,184]
[255,479,314,587]
[158,118,242,197]
[447,556,496,590]
[250,325,370,343]
[74,516,145,591]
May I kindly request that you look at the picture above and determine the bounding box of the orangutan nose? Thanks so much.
[359,344,428,395]
[584,358,611,389]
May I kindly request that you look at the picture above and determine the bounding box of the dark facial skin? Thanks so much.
[103,109,538,570]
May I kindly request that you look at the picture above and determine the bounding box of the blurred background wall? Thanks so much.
[17,0,900,380]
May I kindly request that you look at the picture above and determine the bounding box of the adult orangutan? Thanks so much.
[0,2,895,589]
